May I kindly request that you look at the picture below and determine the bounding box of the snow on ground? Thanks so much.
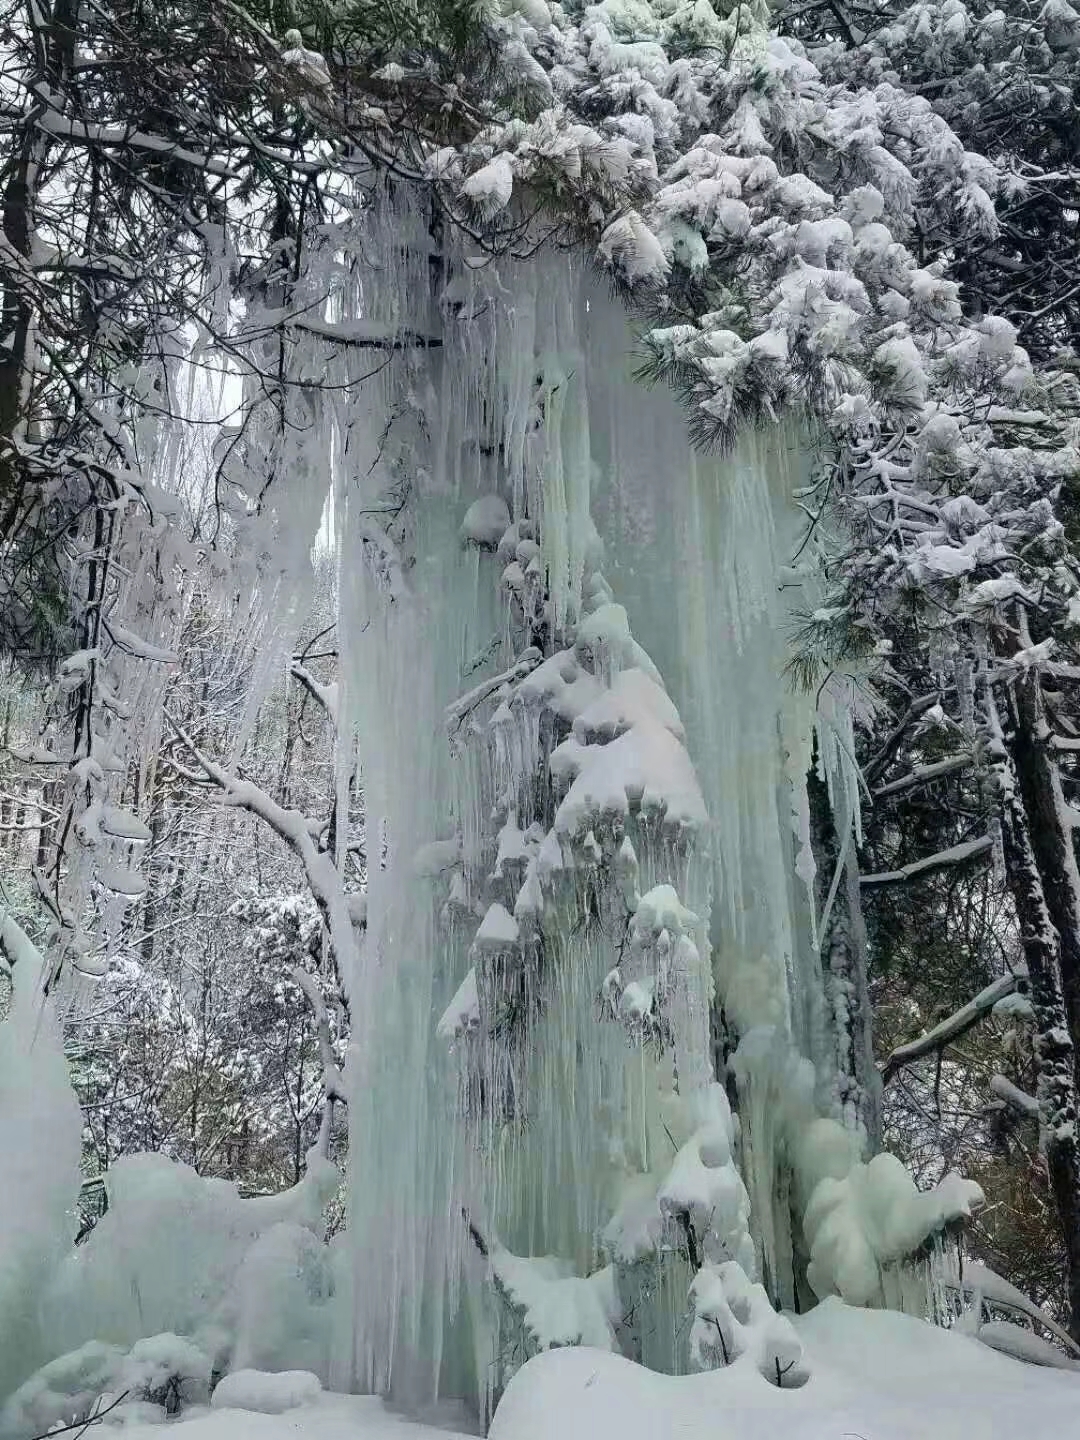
[102,1302,1080,1440]
[112,1390,479,1440]
[491,1300,1080,1440]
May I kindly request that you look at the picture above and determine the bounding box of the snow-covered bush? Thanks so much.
[0,1333,211,1440]
[689,1261,809,1386]
[489,1244,621,1370]
[0,1342,123,1440]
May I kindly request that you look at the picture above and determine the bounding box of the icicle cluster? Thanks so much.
[18,386,194,994]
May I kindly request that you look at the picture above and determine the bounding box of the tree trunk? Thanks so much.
[996,702,1080,1341]
[1009,670,1080,1101]
[809,763,881,1145]
[0,122,38,537]
[140,777,167,966]
[0,0,78,536]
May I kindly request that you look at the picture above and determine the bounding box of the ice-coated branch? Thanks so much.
[880,972,1021,1084]
[444,648,541,739]
[462,1206,490,1259]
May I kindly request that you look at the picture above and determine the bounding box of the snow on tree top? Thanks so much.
[473,903,521,950]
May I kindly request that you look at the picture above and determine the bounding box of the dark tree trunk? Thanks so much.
[0,0,78,536]
[140,778,167,965]
[1008,671,1080,1101]
[0,125,38,537]
[809,763,881,1145]
[996,701,1080,1341]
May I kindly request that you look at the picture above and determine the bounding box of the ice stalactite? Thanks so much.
[214,230,345,759]
[0,917,83,1397]
[19,368,195,998]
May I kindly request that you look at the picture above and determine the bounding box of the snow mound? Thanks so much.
[461,495,511,548]
[212,1369,323,1413]
[43,1149,340,1369]
[489,1300,1080,1440]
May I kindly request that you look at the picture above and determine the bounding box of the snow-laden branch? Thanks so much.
[290,317,442,350]
[164,716,358,998]
[291,962,346,1161]
[35,106,238,178]
[943,1262,1080,1361]
[0,909,44,977]
[291,965,346,1106]
[989,1073,1039,1119]
[860,834,994,888]
[873,752,973,800]
[289,663,338,731]
[880,972,1021,1084]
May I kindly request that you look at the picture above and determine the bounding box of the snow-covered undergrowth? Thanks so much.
[42,1148,339,1364]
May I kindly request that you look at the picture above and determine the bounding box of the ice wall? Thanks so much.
[0,915,83,1398]
[325,191,852,1412]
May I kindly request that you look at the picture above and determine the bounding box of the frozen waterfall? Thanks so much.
[321,194,876,1415]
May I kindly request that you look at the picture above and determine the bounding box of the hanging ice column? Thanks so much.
[330,194,978,1413]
